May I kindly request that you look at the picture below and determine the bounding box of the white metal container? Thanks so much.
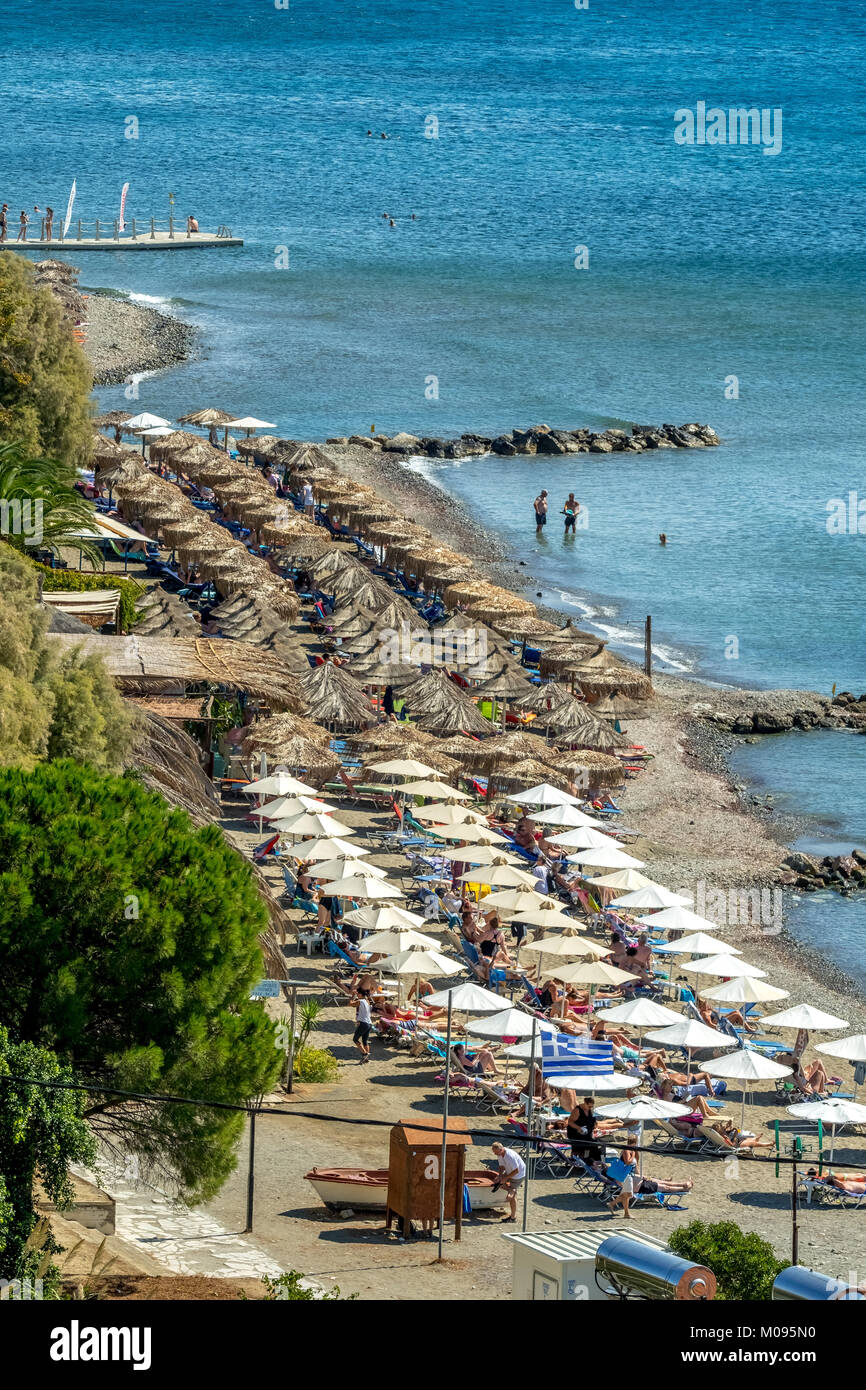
[503,1227,670,1301]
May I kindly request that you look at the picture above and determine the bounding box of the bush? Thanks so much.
[668,1220,788,1301]
[0,254,92,465]
[34,562,145,632]
[294,1046,339,1084]
[257,1271,357,1301]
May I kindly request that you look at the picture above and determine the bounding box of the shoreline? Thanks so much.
[320,440,866,1018]
[83,287,197,387]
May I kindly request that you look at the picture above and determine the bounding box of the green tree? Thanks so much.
[0,440,101,563]
[668,1220,788,1300]
[0,761,281,1202]
[0,1025,96,1283]
[0,542,132,770]
[0,253,92,465]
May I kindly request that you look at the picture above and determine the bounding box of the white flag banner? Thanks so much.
[62,180,77,237]
[119,182,129,232]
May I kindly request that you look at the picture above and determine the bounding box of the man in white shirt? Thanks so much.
[354,990,372,1063]
[301,479,315,518]
[491,1141,526,1222]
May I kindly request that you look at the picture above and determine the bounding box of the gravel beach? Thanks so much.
[83,289,196,387]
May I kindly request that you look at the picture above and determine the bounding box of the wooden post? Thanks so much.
[58,220,63,244]
[169,215,174,240]
[150,217,155,239]
[284,985,298,1093]
[95,219,100,241]
[791,1161,799,1266]
[644,615,652,678]
[113,219,118,240]
[76,218,82,240]
[243,1109,257,1233]
[40,217,45,239]
[131,218,137,240]
[436,994,453,1261]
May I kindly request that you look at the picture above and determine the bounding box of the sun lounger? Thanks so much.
[474,1079,523,1114]
[602,1159,688,1211]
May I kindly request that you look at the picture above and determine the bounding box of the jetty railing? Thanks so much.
[13,217,234,244]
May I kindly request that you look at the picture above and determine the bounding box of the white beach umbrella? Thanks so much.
[259,794,332,819]
[543,960,639,988]
[467,1007,539,1039]
[602,999,684,1029]
[587,869,655,892]
[427,822,505,844]
[360,928,441,954]
[503,1022,564,1057]
[816,1034,866,1063]
[700,977,789,1004]
[761,1006,849,1032]
[506,783,580,807]
[138,426,174,438]
[634,905,723,934]
[243,774,319,798]
[654,931,739,957]
[288,836,369,861]
[547,1072,638,1093]
[786,1098,866,1162]
[342,904,424,930]
[569,847,646,871]
[457,862,538,889]
[481,886,560,911]
[509,903,575,929]
[520,935,593,958]
[646,1017,734,1082]
[596,1097,692,1121]
[414,803,486,825]
[376,948,461,977]
[311,858,388,881]
[681,954,767,979]
[645,1018,733,1051]
[424,981,507,1013]
[706,1047,793,1129]
[526,938,611,969]
[436,843,521,865]
[225,416,277,433]
[609,885,693,910]
[532,804,605,829]
[122,412,171,430]
[275,811,357,839]
[323,875,404,900]
[367,758,439,779]
[549,828,624,851]
[399,779,466,799]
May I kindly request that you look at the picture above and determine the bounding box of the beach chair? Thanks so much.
[474,1080,523,1114]
[603,1159,689,1212]
[571,1155,612,1200]
[692,1123,755,1157]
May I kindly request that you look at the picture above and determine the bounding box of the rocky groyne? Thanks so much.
[326,421,720,459]
[777,849,866,894]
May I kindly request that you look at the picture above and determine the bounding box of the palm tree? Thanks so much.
[0,440,101,564]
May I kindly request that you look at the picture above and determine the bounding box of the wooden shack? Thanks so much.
[385,1116,472,1240]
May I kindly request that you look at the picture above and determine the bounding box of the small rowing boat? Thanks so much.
[304,1167,508,1211]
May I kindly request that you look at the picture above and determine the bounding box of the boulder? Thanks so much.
[663,424,699,448]
[326,436,348,445]
[588,434,614,453]
[511,428,538,453]
[460,434,492,454]
[491,435,518,456]
[421,438,448,458]
[536,431,570,455]
[348,435,380,450]
[389,431,422,451]
[752,710,794,733]
[782,851,823,877]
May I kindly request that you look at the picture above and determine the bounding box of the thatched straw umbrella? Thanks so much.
[406,671,497,737]
[243,712,331,749]
[282,443,337,475]
[472,665,535,728]
[93,410,134,441]
[554,749,625,790]
[241,725,340,785]
[425,734,486,768]
[310,549,365,582]
[513,681,574,715]
[265,526,333,558]
[177,408,236,428]
[572,664,653,700]
[148,430,206,462]
[488,613,562,641]
[467,729,553,771]
[492,757,572,792]
[538,644,606,678]
[541,698,629,749]
[348,725,436,749]
[300,662,375,730]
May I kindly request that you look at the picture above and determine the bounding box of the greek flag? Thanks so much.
[541,1034,614,1078]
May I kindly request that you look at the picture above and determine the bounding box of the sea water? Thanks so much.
[3,0,864,975]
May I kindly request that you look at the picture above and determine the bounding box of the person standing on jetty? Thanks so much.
[534,489,548,531]
[44,206,54,241]
[16,209,28,242]
[0,205,7,242]
[563,493,580,533]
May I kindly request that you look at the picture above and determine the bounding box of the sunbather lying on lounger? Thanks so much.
[451,1042,500,1077]
[789,1058,838,1096]
[606,1148,693,1217]
[709,1121,773,1149]
[806,1169,866,1194]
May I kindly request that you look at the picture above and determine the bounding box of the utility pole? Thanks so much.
[644,615,652,678]
[791,1161,799,1266]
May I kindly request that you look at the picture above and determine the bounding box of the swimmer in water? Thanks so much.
[659,533,667,546]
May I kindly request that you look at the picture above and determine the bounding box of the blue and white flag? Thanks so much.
[541,1034,614,1078]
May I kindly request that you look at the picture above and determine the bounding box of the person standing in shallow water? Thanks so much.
[563,493,579,533]
[534,489,548,531]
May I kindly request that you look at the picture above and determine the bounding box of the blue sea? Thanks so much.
[3,0,865,977]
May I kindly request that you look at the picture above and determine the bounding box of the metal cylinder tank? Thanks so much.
[595,1235,716,1301]
[772,1266,866,1301]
